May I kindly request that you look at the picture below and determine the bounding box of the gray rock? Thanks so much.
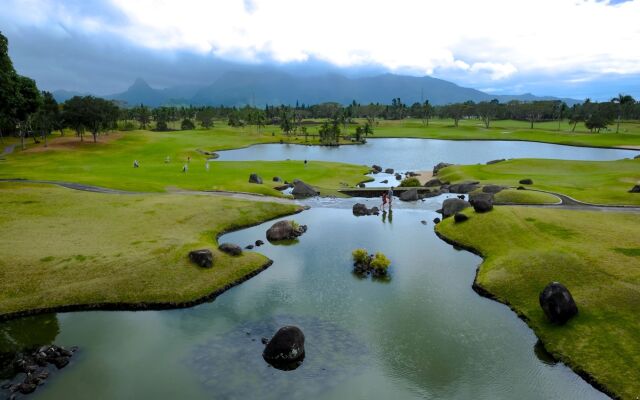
[395,173,402,180]
[519,178,534,185]
[539,282,578,324]
[433,162,453,175]
[454,212,469,223]
[424,178,444,187]
[262,326,305,370]
[266,220,308,241]
[399,188,419,202]
[384,168,394,174]
[249,173,263,184]
[188,249,214,268]
[272,176,282,182]
[255,240,264,246]
[371,165,382,173]
[381,179,388,184]
[470,192,494,213]
[245,244,254,250]
[291,181,319,198]
[441,198,471,218]
[482,184,506,194]
[448,181,480,193]
[218,243,242,256]
[629,185,640,193]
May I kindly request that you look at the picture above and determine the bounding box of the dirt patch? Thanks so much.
[414,170,433,185]
[24,133,123,153]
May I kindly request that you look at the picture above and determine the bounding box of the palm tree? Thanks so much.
[611,94,635,133]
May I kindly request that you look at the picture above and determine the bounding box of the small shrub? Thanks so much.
[181,118,196,130]
[400,177,421,187]
[370,252,391,271]
[156,121,168,131]
[352,248,369,265]
[291,220,300,230]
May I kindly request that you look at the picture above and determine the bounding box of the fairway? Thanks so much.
[437,206,640,399]
[0,182,301,317]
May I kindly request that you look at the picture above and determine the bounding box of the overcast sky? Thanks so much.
[2,0,639,99]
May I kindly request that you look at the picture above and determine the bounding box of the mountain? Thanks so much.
[55,71,579,107]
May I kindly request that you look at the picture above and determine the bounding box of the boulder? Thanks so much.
[448,181,479,193]
[482,184,506,194]
[454,212,469,223]
[406,171,420,177]
[629,185,640,193]
[519,178,533,185]
[433,162,453,175]
[262,326,305,370]
[470,192,494,213]
[245,244,254,250]
[384,168,394,174]
[218,243,242,256]
[249,173,263,184]
[399,188,419,202]
[272,176,282,182]
[424,178,444,187]
[421,220,427,225]
[395,173,402,180]
[255,240,264,246]
[457,194,465,200]
[188,249,214,268]
[18,383,37,394]
[357,183,366,188]
[371,165,382,173]
[486,159,505,165]
[266,220,308,241]
[441,198,471,218]
[381,180,388,184]
[433,217,441,224]
[353,203,370,216]
[291,181,319,198]
[539,282,578,324]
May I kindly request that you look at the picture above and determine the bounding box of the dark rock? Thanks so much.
[448,181,479,193]
[399,188,419,202]
[457,194,465,200]
[486,159,505,165]
[405,171,420,177]
[433,162,453,175]
[266,220,307,241]
[371,165,382,173]
[272,176,282,182]
[454,213,469,223]
[18,383,37,394]
[188,249,213,268]
[470,192,494,213]
[539,282,578,324]
[245,244,254,250]
[249,173,263,184]
[629,185,640,193]
[352,203,379,216]
[381,179,388,184]
[420,220,427,225]
[261,337,269,345]
[218,243,242,256]
[517,186,526,190]
[291,181,319,198]
[357,183,365,188]
[384,168,394,174]
[370,207,380,215]
[395,173,402,180]
[255,240,264,246]
[433,217,441,224]
[424,178,444,187]
[262,326,305,370]
[482,184,506,194]
[52,356,69,369]
[441,198,471,218]
[519,178,533,185]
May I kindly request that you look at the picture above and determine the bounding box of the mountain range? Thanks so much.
[53,70,579,107]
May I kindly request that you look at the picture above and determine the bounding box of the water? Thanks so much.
[215,138,637,171]
[0,196,606,399]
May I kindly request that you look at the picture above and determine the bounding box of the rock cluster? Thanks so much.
[448,181,480,193]
[262,326,305,370]
[3,345,77,396]
[266,220,308,241]
[352,203,380,216]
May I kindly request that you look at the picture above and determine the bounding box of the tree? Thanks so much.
[133,104,150,129]
[15,76,41,150]
[421,100,433,126]
[476,99,499,129]
[196,108,215,129]
[279,108,293,135]
[32,91,59,147]
[181,118,196,130]
[318,119,340,145]
[611,94,636,133]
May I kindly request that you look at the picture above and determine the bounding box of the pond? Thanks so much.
[0,196,606,399]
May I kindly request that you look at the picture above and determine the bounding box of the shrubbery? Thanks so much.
[181,118,196,130]
[352,248,391,277]
[400,177,421,187]
[370,252,391,271]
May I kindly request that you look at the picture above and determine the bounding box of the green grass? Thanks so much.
[0,182,301,316]
[493,188,560,204]
[369,118,640,149]
[438,158,640,205]
[0,129,370,196]
[436,207,640,399]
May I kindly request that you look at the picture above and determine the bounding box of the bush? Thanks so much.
[352,248,369,265]
[370,252,391,271]
[156,121,168,131]
[181,118,196,130]
[400,177,421,187]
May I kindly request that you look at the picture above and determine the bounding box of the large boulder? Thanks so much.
[371,165,382,173]
[454,212,469,223]
[399,188,419,202]
[249,173,263,184]
[266,220,308,241]
[291,181,319,198]
[433,162,453,175]
[218,243,242,256]
[470,192,494,213]
[482,184,506,194]
[519,178,534,185]
[441,198,471,218]
[424,178,445,187]
[188,249,214,268]
[352,203,379,216]
[394,173,402,181]
[539,282,578,324]
[448,181,480,193]
[384,168,394,174]
[262,326,305,370]
[629,184,640,193]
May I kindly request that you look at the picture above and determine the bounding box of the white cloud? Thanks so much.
[5,0,640,82]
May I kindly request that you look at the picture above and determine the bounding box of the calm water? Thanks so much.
[1,196,606,399]
[215,138,637,171]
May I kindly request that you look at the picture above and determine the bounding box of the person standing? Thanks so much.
[388,187,394,209]
[381,192,388,211]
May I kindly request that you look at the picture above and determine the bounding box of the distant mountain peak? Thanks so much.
[130,78,152,89]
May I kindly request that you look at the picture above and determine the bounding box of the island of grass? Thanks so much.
[436,207,640,399]
[0,129,371,196]
[438,158,640,205]
[0,182,301,318]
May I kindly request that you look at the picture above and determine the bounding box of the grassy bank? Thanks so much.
[0,183,301,317]
[0,130,370,195]
[438,158,640,205]
[436,207,640,399]
[493,188,560,204]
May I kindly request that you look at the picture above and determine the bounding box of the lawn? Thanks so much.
[0,182,301,317]
[0,129,370,195]
[436,207,640,399]
[493,188,560,204]
[438,158,640,205]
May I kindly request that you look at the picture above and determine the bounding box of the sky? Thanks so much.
[1,0,639,100]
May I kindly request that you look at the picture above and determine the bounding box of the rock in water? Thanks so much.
[519,178,533,185]
[249,173,263,184]
[266,220,308,241]
[441,198,471,218]
[262,326,305,370]
[539,282,578,324]
[395,173,402,181]
[218,243,242,256]
[291,181,319,198]
[353,203,380,216]
[399,188,419,202]
[433,217,441,224]
[384,168,394,174]
[189,249,214,268]
[371,165,382,173]
[454,213,469,223]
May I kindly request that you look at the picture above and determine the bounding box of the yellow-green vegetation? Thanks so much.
[399,177,421,187]
[369,118,640,149]
[0,129,369,196]
[439,158,640,205]
[437,207,640,398]
[0,182,301,317]
[352,248,369,264]
[370,252,391,271]
[493,188,560,204]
